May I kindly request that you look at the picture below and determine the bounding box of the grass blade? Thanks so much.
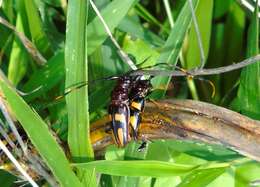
[65,0,93,158]
[0,77,82,187]
[7,13,28,86]
[150,0,199,99]
[87,0,137,55]
[24,0,52,57]
[177,165,228,187]
[118,16,165,46]
[74,160,197,177]
[65,0,96,186]
[235,0,260,119]
[23,51,64,101]
[184,0,213,69]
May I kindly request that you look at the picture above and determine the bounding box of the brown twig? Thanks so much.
[130,54,260,77]
[90,99,260,161]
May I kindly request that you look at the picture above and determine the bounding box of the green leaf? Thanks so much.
[7,13,28,86]
[22,51,65,101]
[177,164,229,187]
[87,0,137,55]
[65,0,96,186]
[88,41,125,113]
[165,140,240,161]
[207,168,234,187]
[0,170,16,187]
[184,0,213,69]
[24,0,53,57]
[123,36,160,68]
[154,177,181,187]
[42,0,62,7]
[74,160,197,177]
[236,0,260,119]
[206,23,226,103]
[145,141,174,161]
[65,0,92,159]
[213,0,232,19]
[118,16,165,46]
[235,162,260,187]
[150,0,199,99]
[222,2,245,94]
[134,3,169,34]
[0,77,82,187]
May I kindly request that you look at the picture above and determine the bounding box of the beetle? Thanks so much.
[128,76,153,140]
[108,76,132,147]
[108,74,153,147]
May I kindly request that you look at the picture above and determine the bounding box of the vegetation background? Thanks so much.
[0,0,259,186]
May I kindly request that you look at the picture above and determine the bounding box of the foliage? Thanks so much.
[0,0,259,186]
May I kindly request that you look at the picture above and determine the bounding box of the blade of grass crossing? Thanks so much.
[87,0,137,55]
[236,0,260,119]
[184,0,213,69]
[24,0,52,57]
[182,0,213,100]
[0,78,82,187]
[65,0,95,185]
[73,160,197,177]
[65,0,93,159]
[150,0,199,99]
[177,167,228,187]
[7,13,28,86]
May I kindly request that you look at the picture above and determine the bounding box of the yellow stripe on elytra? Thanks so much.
[115,113,126,122]
[117,128,124,146]
[131,101,142,111]
[130,116,138,129]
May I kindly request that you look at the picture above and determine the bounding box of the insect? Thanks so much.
[53,64,214,148]
[59,71,154,147]
[137,140,148,152]
[129,76,153,140]
[108,75,132,147]
[53,74,147,147]
[108,73,154,147]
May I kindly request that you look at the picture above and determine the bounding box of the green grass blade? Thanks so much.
[165,140,240,161]
[74,160,197,177]
[235,162,260,186]
[213,0,232,19]
[235,0,260,119]
[123,36,160,67]
[150,0,199,99]
[65,0,93,159]
[0,78,82,187]
[118,16,165,46]
[182,0,213,100]
[184,0,213,68]
[177,165,228,187]
[22,51,64,101]
[7,13,28,86]
[0,170,16,187]
[66,2,96,186]
[221,3,245,93]
[87,0,137,55]
[134,3,170,33]
[24,0,52,57]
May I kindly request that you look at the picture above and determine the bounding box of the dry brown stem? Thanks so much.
[91,99,260,161]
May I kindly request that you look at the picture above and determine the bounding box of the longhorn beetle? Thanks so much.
[108,74,152,147]
[55,64,214,148]
[129,76,153,140]
[108,75,132,147]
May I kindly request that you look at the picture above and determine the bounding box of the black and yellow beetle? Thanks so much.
[108,76,132,147]
[108,75,152,147]
[129,76,152,140]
